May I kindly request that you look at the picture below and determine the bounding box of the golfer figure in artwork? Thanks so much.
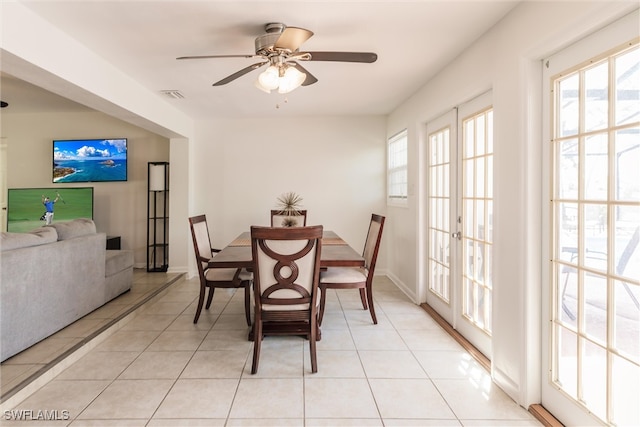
[41,193,60,225]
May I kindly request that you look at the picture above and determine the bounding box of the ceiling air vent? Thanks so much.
[160,90,184,99]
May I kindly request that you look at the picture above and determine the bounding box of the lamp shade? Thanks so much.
[149,163,167,191]
[278,67,306,94]
[258,66,280,91]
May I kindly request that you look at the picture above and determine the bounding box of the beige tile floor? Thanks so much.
[1,273,541,426]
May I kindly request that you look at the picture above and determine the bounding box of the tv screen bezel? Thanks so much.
[6,187,94,233]
[52,138,128,183]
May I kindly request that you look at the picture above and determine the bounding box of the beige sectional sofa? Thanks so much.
[0,219,133,361]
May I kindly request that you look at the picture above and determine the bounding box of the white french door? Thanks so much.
[426,91,494,358]
[542,10,639,426]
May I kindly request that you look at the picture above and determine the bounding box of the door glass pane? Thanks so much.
[584,61,609,132]
[615,48,640,126]
[581,339,607,420]
[558,138,579,199]
[556,326,578,398]
[443,198,450,232]
[615,128,640,202]
[611,354,640,426]
[465,120,474,157]
[583,204,607,272]
[613,205,639,280]
[614,280,640,362]
[558,264,578,328]
[583,272,607,343]
[464,159,474,197]
[476,158,485,198]
[558,73,579,137]
[476,115,485,156]
[558,202,578,253]
[487,110,494,153]
[464,199,473,237]
[584,133,608,200]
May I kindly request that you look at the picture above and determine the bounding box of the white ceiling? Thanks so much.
[1,1,519,119]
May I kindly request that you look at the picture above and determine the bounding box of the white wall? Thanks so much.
[188,116,387,277]
[386,0,637,409]
[4,111,170,267]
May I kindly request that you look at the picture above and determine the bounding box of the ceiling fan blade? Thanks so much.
[213,61,267,86]
[305,51,378,63]
[290,62,318,86]
[274,27,314,52]
[177,54,260,60]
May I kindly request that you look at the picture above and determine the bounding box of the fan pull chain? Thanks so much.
[275,97,289,109]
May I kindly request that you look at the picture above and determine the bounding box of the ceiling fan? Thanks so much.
[177,23,377,93]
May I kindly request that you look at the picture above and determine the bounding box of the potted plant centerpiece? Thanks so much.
[275,191,304,227]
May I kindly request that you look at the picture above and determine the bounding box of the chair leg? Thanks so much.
[193,284,206,324]
[205,286,215,309]
[318,286,327,326]
[244,282,252,326]
[251,318,262,374]
[358,288,368,310]
[309,317,318,373]
[366,284,377,325]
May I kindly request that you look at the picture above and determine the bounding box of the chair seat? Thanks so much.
[320,267,367,284]
[239,269,253,281]
[204,267,239,281]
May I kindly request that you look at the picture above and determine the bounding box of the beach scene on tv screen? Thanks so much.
[53,138,127,182]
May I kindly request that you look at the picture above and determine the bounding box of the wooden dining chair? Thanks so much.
[270,209,307,227]
[250,225,323,374]
[318,214,385,325]
[188,215,252,325]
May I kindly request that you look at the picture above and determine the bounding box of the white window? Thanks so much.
[388,130,408,205]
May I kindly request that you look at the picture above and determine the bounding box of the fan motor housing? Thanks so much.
[254,22,286,55]
[255,33,280,55]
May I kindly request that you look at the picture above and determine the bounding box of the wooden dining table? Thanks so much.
[207,230,364,269]
[208,230,363,341]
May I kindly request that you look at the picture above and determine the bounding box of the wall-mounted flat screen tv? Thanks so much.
[53,138,127,183]
[7,187,94,233]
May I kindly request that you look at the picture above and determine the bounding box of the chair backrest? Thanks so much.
[270,210,308,227]
[188,215,213,278]
[251,225,322,310]
[362,214,385,274]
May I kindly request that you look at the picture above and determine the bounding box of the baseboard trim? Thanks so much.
[528,404,565,427]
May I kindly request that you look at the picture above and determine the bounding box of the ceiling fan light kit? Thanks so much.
[177,23,377,95]
[255,64,306,94]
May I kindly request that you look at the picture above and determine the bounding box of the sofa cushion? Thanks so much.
[105,250,134,277]
[0,227,58,251]
[47,218,96,241]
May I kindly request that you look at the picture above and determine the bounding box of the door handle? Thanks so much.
[451,231,461,240]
